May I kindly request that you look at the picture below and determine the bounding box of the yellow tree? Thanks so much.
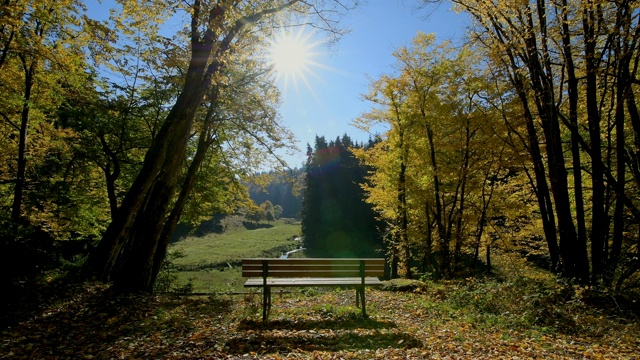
[446,0,640,285]
[355,33,513,278]
[354,73,414,278]
[0,0,89,232]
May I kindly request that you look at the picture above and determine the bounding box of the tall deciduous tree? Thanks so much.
[354,33,515,278]
[0,0,89,234]
[444,0,640,286]
[85,0,356,292]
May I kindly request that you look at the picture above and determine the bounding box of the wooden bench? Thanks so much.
[242,258,385,321]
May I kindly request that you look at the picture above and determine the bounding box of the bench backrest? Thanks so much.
[242,258,385,278]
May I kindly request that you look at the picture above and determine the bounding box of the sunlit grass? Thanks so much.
[170,220,301,266]
[167,220,302,293]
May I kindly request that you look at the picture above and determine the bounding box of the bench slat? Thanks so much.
[242,258,384,265]
[242,264,383,271]
[242,258,384,277]
[242,269,384,278]
[241,258,385,279]
[244,277,383,287]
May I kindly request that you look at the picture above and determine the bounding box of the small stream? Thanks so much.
[280,237,304,259]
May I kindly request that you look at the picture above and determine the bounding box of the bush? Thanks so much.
[155,250,190,294]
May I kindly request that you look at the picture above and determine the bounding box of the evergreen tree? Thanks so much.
[301,135,383,258]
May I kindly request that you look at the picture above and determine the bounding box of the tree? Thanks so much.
[85,0,356,292]
[354,32,520,278]
[261,201,275,223]
[265,210,276,223]
[273,205,284,219]
[301,135,383,258]
[443,0,640,286]
[245,203,265,225]
[247,169,304,218]
[0,0,87,225]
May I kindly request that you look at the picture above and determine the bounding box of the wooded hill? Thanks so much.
[248,169,304,219]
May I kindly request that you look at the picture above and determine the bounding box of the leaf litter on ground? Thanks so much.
[1,281,639,359]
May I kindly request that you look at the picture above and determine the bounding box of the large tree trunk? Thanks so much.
[512,70,560,271]
[399,149,411,279]
[453,120,471,272]
[560,0,588,282]
[86,83,205,287]
[85,11,223,284]
[481,10,561,272]
[606,0,635,285]
[524,2,588,281]
[426,125,447,275]
[609,73,627,286]
[582,0,607,283]
[112,102,198,291]
[422,206,435,275]
[151,99,219,284]
[84,1,302,291]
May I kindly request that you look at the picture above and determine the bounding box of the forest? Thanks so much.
[1,0,640,354]
[378,0,640,289]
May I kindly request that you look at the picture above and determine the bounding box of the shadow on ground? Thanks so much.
[229,317,421,354]
[238,317,397,331]
[1,285,233,358]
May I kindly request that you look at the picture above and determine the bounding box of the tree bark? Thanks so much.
[524,2,587,281]
[582,0,607,283]
[426,125,447,275]
[481,11,561,272]
[398,141,411,278]
[99,134,121,220]
[607,0,634,285]
[560,0,590,282]
[86,52,208,281]
[150,96,220,283]
[112,101,198,291]
[453,120,471,272]
[11,56,36,225]
[513,72,560,271]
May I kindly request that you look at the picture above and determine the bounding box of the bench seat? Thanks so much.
[244,276,383,287]
[242,258,385,320]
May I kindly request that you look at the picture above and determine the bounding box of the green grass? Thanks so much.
[166,219,302,293]
[173,268,244,293]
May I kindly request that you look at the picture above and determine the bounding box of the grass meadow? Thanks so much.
[166,219,302,293]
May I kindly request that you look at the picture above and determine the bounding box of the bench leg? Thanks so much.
[360,286,367,318]
[262,287,271,321]
[354,287,367,317]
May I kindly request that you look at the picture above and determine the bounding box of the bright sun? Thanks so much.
[267,29,320,91]
[270,37,309,74]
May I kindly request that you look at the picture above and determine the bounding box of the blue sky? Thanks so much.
[275,1,469,168]
[87,0,469,169]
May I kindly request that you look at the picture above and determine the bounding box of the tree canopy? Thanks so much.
[0,0,358,291]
